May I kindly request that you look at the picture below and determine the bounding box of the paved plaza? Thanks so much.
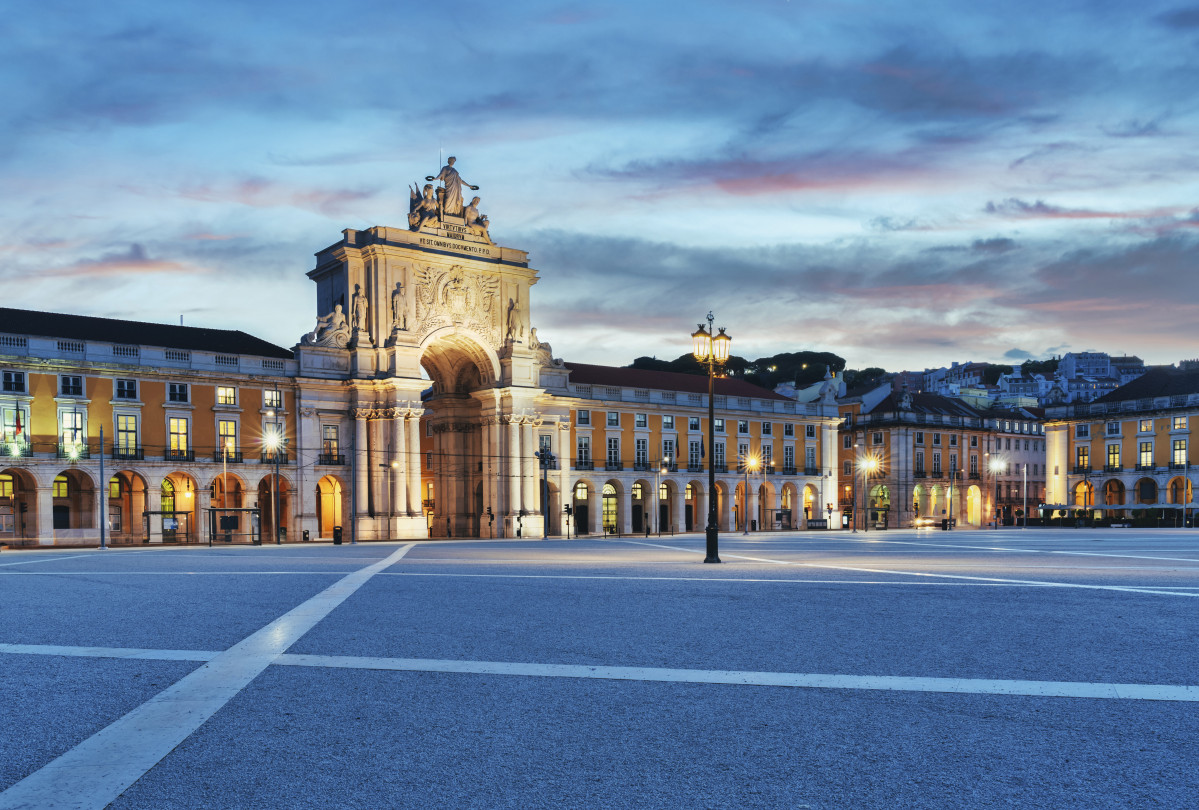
[1,528,1197,809]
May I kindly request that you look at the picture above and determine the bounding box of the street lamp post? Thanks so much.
[860,455,878,532]
[741,454,758,535]
[989,456,1004,530]
[692,313,731,563]
[265,389,284,545]
[1022,463,1028,530]
[852,436,862,533]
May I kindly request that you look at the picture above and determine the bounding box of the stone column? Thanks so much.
[354,411,370,515]
[146,486,163,544]
[35,486,54,545]
[673,489,685,534]
[620,488,633,535]
[747,485,758,531]
[590,487,603,535]
[508,418,521,515]
[695,488,708,533]
[406,415,422,516]
[521,421,537,513]
[392,410,407,515]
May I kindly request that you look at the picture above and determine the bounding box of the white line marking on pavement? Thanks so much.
[614,540,1199,597]
[0,544,413,810]
[843,536,1199,564]
[273,654,1199,702]
[0,643,216,662]
[0,554,92,567]
[5,642,1195,703]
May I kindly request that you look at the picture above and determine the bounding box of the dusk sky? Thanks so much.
[4,1,1199,373]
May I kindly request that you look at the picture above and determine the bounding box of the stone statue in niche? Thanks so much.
[391,281,407,331]
[425,156,478,217]
[351,284,368,332]
[408,183,439,231]
[505,297,517,342]
[463,196,492,243]
[301,305,352,348]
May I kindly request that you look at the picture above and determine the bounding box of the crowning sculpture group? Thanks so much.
[302,156,493,349]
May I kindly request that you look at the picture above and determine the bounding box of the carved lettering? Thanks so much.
[418,237,493,257]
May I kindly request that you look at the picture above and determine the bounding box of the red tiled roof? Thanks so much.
[565,363,788,400]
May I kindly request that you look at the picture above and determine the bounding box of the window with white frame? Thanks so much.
[1174,439,1187,466]
[115,379,137,399]
[713,442,725,468]
[168,383,189,403]
[1076,424,1090,439]
[915,431,924,444]
[1139,441,1153,468]
[762,444,773,467]
[714,418,725,433]
[217,386,236,406]
[116,414,137,454]
[662,439,676,467]
[784,445,795,469]
[218,420,237,455]
[1139,419,1153,433]
[576,435,591,465]
[2,371,25,393]
[933,452,942,474]
[689,416,700,430]
[688,440,701,468]
[635,437,648,467]
[1174,416,1188,431]
[738,420,749,435]
[60,375,83,396]
[1107,422,1121,435]
[663,415,674,430]
[169,417,189,452]
[264,389,282,409]
[805,446,816,470]
[843,434,851,449]
[762,422,772,436]
[872,431,883,445]
[576,409,590,426]
[932,433,941,446]
[915,450,924,472]
[784,423,794,437]
[738,443,749,465]
[60,410,84,446]
[607,437,620,466]
[949,434,958,447]
[805,424,816,438]
[635,413,648,429]
[322,425,339,456]
[607,411,620,427]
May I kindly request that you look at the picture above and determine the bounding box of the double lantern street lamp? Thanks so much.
[691,313,731,564]
[989,456,1005,530]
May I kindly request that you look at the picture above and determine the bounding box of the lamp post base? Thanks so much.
[704,526,721,563]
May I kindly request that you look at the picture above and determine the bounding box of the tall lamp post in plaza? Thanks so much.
[860,455,878,532]
[264,389,284,545]
[692,313,731,563]
[989,456,1004,529]
[741,453,759,535]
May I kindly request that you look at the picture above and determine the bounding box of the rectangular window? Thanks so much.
[915,431,924,444]
[738,420,749,435]
[662,415,675,430]
[1174,416,1188,431]
[738,443,750,465]
[933,433,942,446]
[969,455,978,475]
[949,453,958,472]
[843,434,851,449]
[688,417,700,431]
[933,452,942,474]
[1005,438,1011,450]
[53,477,68,498]
[60,375,83,396]
[762,444,773,467]
[607,437,620,466]
[60,411,83,445]
[714,442,725,468]
[116,379,137,399]
[635,437,648,466]
[1075,424,1089,439]
[663,439,676,466]
[1076,446,1089,468]
[539,434,552,457]
[217,386,236,406]
[784,423,794,437]
[2,371,25,393]
[108,505,122,533]
[844,460,852,476]
[915,451,924,472]
[576,436,591,464]
[872,431,883,445]
[168,383,189,403]
[576,409,590,426]
[762,422,772,436]
[1108,444,1120,468]
[949,434,958,447]
[805,424,816,438]
[218,420,237,455]
[714,418,725,433]
[1107,422,1121,435]
[1174,439,1187,466]
[1139,441,1153,468]
[169,418,189,452]
[116,415,137,454]
[1139,419,1153,433]
[264,389,282,409]
[970,435,978,447]
[635,413,647,429]
[784,445,795,469]
[688,440,701,468]
[607,411,620,427]
[109,478,121,499]
[805,446,816,469]
[322,425,339,456]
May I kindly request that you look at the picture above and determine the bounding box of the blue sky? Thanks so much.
[3,0,1199,372]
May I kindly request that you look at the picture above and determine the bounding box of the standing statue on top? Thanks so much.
[426,156,478,218]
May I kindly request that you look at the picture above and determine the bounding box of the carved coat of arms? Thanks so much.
[413,265,500,345]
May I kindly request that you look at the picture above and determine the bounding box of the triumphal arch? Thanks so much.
[294,158,570,540]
